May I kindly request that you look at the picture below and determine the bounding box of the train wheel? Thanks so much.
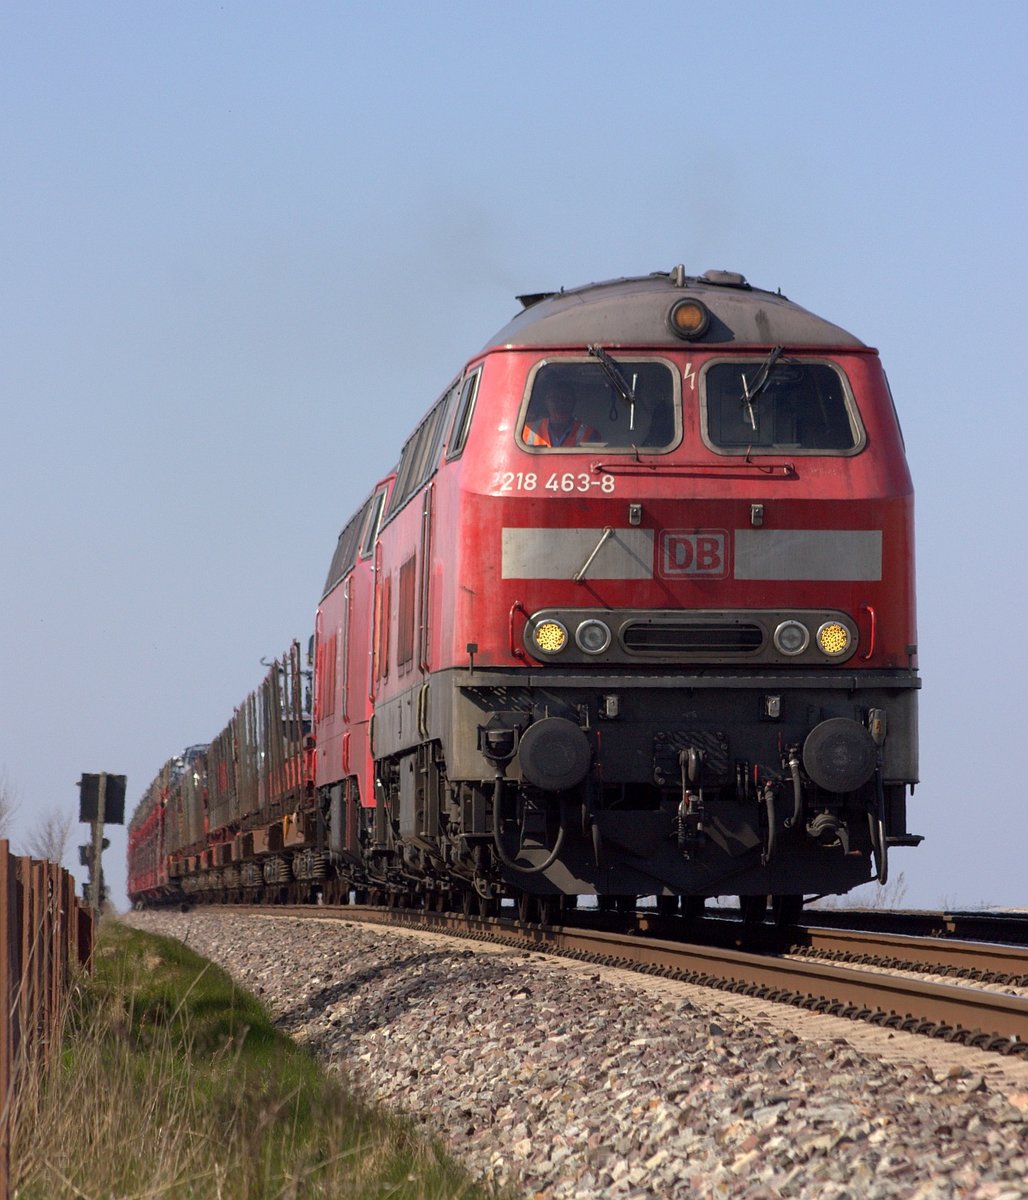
[739,895,767,924]
[537,896,558,926]
[683,895,706,919]
[657,895,679,917]
[517,891,535,924]
[461,888,474,918]
[771,894,804,927]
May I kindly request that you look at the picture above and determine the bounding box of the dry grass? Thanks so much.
[10,921,501,1200]
[807,870,909,911]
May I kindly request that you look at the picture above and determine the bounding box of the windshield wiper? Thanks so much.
[588,344,637,423]
[740,345,784,431]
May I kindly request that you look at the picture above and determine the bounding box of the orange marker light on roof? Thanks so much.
[668,298,710,340]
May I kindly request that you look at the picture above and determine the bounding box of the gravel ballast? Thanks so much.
[127,910,1028,1199]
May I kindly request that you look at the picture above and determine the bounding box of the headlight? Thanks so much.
[532,619,569,655]
[773,620,809,656]
[575,619,612,654]
[816,621,852,658]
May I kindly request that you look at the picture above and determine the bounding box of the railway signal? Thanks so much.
[77,772,125,917]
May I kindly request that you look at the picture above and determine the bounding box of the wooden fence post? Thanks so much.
[0,841,17,1200]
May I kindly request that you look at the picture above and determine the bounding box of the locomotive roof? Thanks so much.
[485,267,866,351]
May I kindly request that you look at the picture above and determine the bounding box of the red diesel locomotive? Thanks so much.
[128,266,921,923]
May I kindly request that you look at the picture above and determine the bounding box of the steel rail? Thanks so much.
[789,925,1028,983]
[645,912,1028,982]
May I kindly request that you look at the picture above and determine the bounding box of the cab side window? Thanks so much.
[446,367,482,461]
[359,487,388,559]
[323,500,371,597]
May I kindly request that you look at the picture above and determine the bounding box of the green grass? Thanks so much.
[11,920,502,1200]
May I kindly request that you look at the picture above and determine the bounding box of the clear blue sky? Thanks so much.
[2,1,1025,910]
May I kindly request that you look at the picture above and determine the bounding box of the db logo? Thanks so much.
[659,530,729,578]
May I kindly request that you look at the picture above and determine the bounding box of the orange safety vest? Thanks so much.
[522,417,600,447]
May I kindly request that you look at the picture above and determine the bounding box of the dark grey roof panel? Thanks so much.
[484,268,866,351]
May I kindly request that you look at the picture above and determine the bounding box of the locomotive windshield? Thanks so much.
[520,358,678,452]
[701,359,864,454]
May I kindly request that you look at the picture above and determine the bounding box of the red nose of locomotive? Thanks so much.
[442,271,918,901]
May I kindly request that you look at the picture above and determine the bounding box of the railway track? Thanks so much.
[781,925,1028,988]
[231,901,1028,1059]
[608,909,1028,987]
[795,906,1028,946]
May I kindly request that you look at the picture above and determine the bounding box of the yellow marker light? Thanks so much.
[816,621,851,658]
[533,620,569,655]
[668,299,710,340]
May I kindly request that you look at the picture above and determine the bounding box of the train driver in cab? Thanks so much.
[522,376,601,447]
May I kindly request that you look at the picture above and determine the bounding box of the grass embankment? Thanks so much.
[12,920,500,1200]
